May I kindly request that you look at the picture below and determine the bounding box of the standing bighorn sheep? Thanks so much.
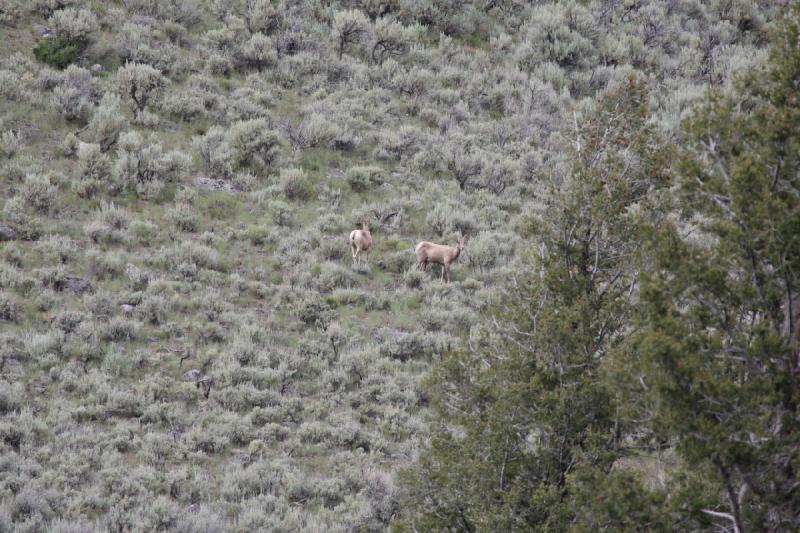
[415,236,467,282]
[349,221,372,267]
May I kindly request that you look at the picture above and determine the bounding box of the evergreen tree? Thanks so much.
[629,6,800,531]
[394,74,673,531]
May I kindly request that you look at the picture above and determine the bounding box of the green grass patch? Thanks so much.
[196,192,241,220]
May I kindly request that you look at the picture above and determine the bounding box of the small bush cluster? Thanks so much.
[33,37,81,69]
[112,132,190,198]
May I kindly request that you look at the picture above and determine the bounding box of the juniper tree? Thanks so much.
[395,74,673,531]
[628,7,800,531]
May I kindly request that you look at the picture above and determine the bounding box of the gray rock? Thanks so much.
[183,369,202,382]
[0,224,17,241]
[90,64,103,73]
[232,452,254,466]
[193,176,242,193]
[62,277,94,294]
[33,25,52,38]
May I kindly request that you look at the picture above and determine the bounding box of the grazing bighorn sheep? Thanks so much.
[349,221,372,267]
[415,236,467,282]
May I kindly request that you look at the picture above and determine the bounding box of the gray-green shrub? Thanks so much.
[112,132,190,198]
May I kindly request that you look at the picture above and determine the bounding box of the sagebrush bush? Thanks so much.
[136,294,169,325]
[0,129,20,159]
[86,248,124,279]
[113,132,190,198]
[159,89,206,121]
[425,203,477,236]
[52,64,94,122]
[296,296,333,329]
[36,234,78,264]
[333,9,369,60]
[193,126,234,177]
[116,62,166,115]
[227,118,282,171]
[85,202,130,245]
[74,142,111,198]
[17,173,57,214]
[88,93,127,152]
[239,33,278,70]
[345,165,383,192]
[267,199,292,226]
[167,201,200,232]
[0,1,23,25]
[49,7,98,43]
[0,69,21,99]
[280,167,315,202]
[0,292,21,322]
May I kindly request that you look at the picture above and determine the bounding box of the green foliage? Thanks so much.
[33,37,81,69]
[620,7,800,530]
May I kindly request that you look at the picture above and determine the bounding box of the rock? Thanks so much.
[193,176,242,193]
[120,304,135,315]
[90,64,103,73]
[0,224,17,241]
[62,277,93,294]
[183,369,202,382]
[33,25,52,38]
[232,452,254,466]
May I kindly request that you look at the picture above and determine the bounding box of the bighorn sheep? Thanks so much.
[349,221,372,267]
[415,236,467,282]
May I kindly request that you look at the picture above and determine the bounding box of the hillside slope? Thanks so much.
[0,1,780,531]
